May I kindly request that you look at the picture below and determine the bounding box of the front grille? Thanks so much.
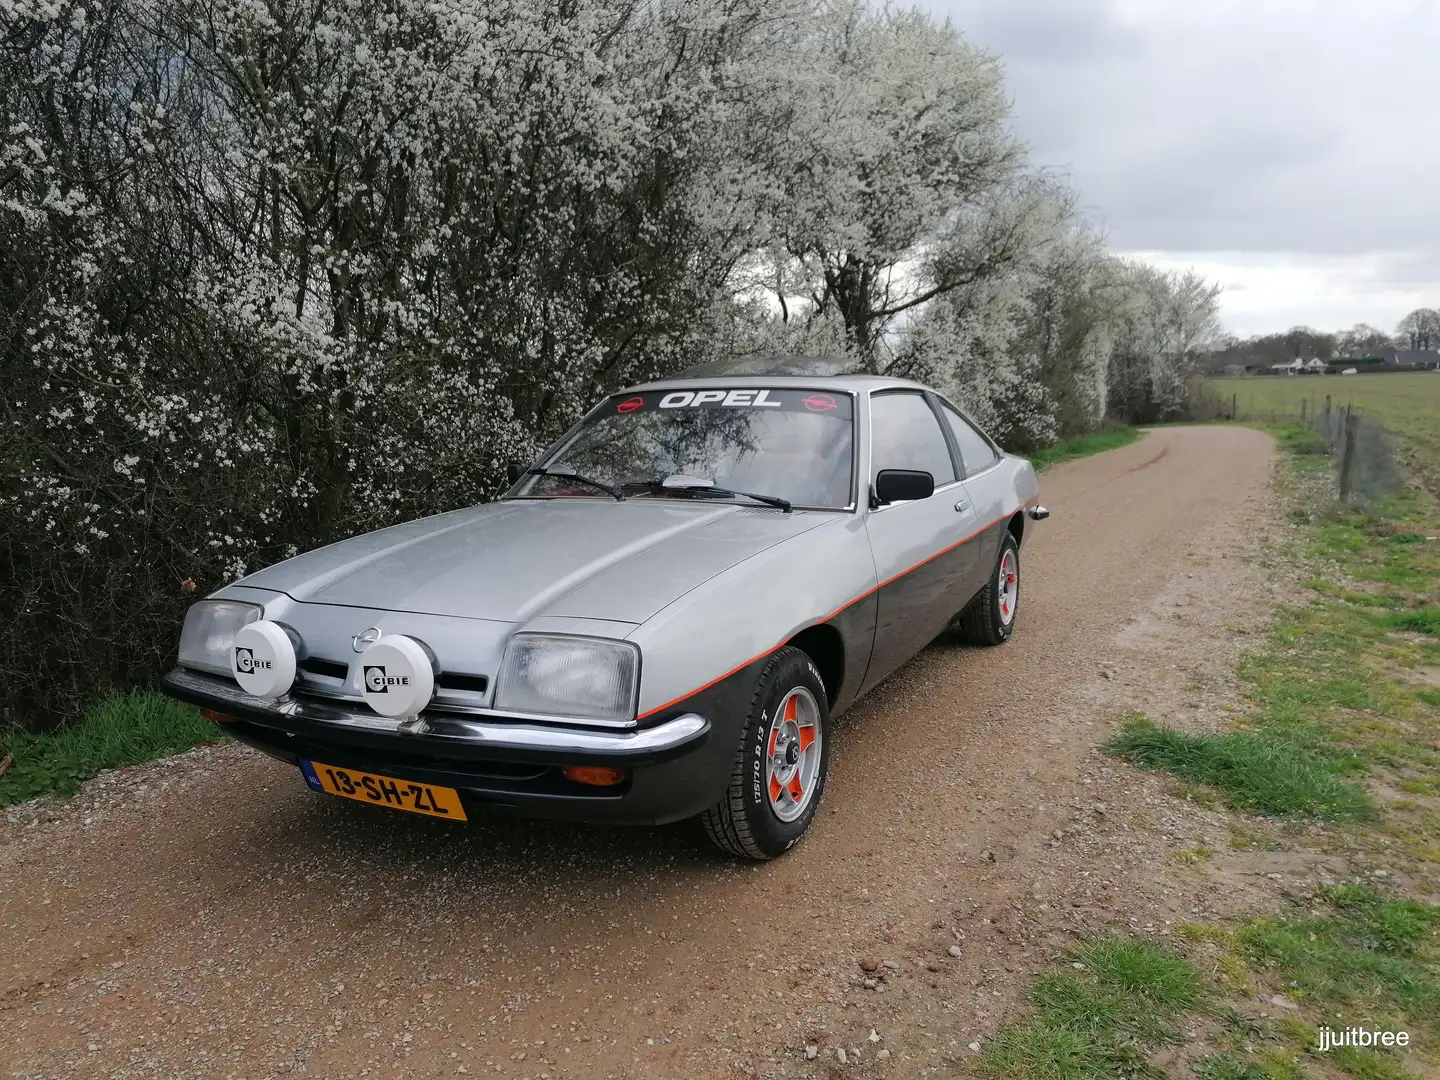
[296,658,489,698]
[437,671,488,694]
[301,656,349,680]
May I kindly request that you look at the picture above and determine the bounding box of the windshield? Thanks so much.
[514,387,855,509]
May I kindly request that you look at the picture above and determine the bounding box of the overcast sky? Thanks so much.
[924,0,1440,338]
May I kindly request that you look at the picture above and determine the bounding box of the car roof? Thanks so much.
[622,355,928,395]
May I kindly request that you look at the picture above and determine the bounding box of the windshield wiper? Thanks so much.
[648,474,792,513]
[522,468,626,501]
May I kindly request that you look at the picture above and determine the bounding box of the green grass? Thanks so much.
[1205,372,1440,491]
[981,935,1206,1079]
[1379,608,1440,636]
[1071,415,1440,1078]
[1102,421,1440,861]
[1105,716,1373,820]
[986,889,1438,1080]
[997,398,1440,1079]
[1237,886,1440,1023]
[1027,427,1142,471]
[1224,886,1440,1077]
[0,691,214,805]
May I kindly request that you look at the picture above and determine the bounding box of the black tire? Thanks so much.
[701,646,831,860]
[952,530,1020,646]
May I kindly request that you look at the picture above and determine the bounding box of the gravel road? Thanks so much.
[2,425,1276,1080]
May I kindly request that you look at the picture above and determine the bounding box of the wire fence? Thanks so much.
[1191,384,1401,508]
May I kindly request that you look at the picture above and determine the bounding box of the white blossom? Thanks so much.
[1,0,1218,725]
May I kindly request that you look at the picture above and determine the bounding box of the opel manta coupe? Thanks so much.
[162,356,1048,858]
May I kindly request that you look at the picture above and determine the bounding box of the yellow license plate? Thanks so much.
[301,760,467,821]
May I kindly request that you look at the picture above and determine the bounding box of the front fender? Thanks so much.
[628,514,877,723]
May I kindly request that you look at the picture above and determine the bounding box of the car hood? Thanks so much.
[233,499,836,625]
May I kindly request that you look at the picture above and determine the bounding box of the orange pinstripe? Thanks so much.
[635,499,1035,720]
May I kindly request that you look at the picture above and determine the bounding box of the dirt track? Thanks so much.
[2,426,1277,1080]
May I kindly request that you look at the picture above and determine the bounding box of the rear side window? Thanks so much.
[869,392,956,486]
[940,402,998,476]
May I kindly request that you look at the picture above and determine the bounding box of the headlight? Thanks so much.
[177,600,262,676]
[494,634,639,724]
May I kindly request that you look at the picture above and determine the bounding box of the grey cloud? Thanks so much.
[953,0,1141,64]
[929,0,1440,270]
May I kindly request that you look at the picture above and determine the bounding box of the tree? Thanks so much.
[763,1,1029,368]
[1335,323,1392,357]
[1107,266,1223,423]
[1279,326,1337,362]
[0,0,1221,728]
[1395,308,1440,351]
[886,184,1122,448]
[0,0,841,724]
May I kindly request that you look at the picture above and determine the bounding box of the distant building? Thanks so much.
[1270,359,1304,375]
[1374,347,1440,370]
[1222,363,1246,377]
[1304,357,1327,373]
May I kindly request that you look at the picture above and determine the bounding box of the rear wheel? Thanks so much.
[952,531,1020,646]
[701,647,830,860]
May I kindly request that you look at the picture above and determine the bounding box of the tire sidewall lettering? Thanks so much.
[750,705,770,806]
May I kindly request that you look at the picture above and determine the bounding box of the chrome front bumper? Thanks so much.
[160,667,710,766]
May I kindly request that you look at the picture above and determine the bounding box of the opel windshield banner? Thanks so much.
[609,388,853,419]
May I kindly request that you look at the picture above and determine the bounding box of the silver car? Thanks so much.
[162,357,1047,858]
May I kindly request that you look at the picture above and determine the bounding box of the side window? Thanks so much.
[940,402,998,476]
[869,392,956,486]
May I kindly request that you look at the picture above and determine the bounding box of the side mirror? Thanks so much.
[874,469,935,505]
[506,461,529,485]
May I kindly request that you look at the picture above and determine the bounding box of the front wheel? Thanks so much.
[951,530,1020,646]
[701,646,831,860]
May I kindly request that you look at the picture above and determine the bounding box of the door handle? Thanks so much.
[954,499,969,512]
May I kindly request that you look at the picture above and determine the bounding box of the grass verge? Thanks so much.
[981,935,1207,1079]
[1236,885,1440,1024]
[1104,421,1438,862]
[982,886,1438,1080]
[982,417,1440,1079]
[1028,427,1142,471]
[1185,885,1439,1079]
[1105,716,1372,820]
[0,691,213,806]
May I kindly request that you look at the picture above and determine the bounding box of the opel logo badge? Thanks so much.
[352,626,382,653]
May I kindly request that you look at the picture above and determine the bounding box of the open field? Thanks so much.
[1207,373,1440,483]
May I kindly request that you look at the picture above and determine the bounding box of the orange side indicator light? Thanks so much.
[200,709,234,724]
[563,766,628,787]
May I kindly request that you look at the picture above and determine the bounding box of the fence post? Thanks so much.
[1324,395,1333,450]
[1301,397,1307,424]
[1338,407,1358,503]
[1231,392,1237,421]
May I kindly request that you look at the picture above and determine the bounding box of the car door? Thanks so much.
[937,399,1010,599]
[860,389,980,693]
